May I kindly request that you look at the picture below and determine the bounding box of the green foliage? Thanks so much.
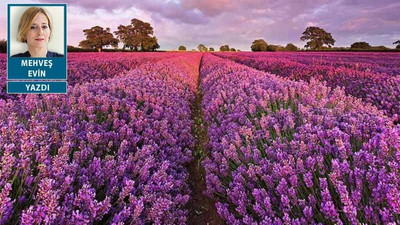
[114,18,159,52]
[285,43,298,51]
[198,44,208,52]
[300,26,335,50]
[79,26,119,52]
[393,40,400,49]
[230,48,236,52]
[301,46,400,52]
[209,47,215,52]
[67,45,93,52]
[67,45,149,52]
[267,44,285,52]
[251,39,268,51]
[67,45,78,52]
[114,25,133,50]
[178,45,186,51]
[141,36,159,51]
[373,45,389,50]
[351,42,371,49]
[219,45,230,52]
[266,45,276,51]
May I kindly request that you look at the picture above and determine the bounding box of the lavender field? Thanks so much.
[0,52,399,224]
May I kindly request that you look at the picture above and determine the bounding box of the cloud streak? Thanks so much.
[0,0,399,50]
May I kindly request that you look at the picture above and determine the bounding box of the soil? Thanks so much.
[185,54,225,225]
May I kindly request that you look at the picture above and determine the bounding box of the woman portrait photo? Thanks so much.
[11,7,64,58]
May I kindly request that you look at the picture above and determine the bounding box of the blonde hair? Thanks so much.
[17,7,52,43]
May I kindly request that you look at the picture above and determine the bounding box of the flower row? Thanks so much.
[201,54,399,224]
[0,53,201,224]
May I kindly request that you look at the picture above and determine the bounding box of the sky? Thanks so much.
[1,0,399,51]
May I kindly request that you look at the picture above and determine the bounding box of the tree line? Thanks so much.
[177,44,239,52]
[177,27,400,52]
[250,26,400,52]
[78,18,160,52]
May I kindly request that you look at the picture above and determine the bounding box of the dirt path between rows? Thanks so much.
[185,54,225,225]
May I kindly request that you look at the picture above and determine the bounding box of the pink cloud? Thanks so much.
[180,0,236,16]
[1,0,399,50]
[340,18,369,32]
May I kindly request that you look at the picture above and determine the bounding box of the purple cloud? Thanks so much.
[0,0,399,50]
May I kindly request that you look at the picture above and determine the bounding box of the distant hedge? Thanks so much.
[301,47,400,52]
[67,45,164,52]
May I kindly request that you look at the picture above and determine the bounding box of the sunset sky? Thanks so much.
[1,0,399,50]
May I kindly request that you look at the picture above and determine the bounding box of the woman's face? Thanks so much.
[25,13,50,49]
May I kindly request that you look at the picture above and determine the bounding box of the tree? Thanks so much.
[285,43,298,51]
[251,39,268,51]
[178,46,186,51]
[114,18,159,51]
[114,25,133,50]
[300,26,335,50]
[219,45,230,52]
[375,46,389,50]
[142,37,159,51]
[351,41,371,49]
[209,47,215,52]
[67,45,81,52]
[132,18,158,51]
[267,44,285,52]
[79,26,118,52]
[198,44,208,52]
[394,40,400,49]
[230,48,236,52]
